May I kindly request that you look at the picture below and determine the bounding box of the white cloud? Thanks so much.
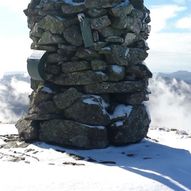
[146,32,191,72]
[176,15,191,30]
[150,4,186,33]
[147,5,191,72]
[0,0,28,12]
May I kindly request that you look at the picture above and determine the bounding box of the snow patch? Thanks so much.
[84,124,105,130]
[110,104,132,119]
[112,65,123,74]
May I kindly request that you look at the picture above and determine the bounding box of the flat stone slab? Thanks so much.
[84,80,147,94]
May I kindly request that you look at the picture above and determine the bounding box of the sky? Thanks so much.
[0,0,190,75]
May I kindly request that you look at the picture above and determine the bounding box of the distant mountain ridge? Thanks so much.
[158,71,191,83]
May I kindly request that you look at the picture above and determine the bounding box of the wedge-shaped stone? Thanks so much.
[53,88,83,110]
[84,80,147,94]
[39,119,109,149]
[64,95,110,126]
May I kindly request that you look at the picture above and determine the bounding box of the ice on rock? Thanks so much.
[112,65,123,74]
[110,104,133,119]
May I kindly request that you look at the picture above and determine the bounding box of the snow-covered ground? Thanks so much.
[0,124,190,191]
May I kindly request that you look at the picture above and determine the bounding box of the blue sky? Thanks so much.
[0,0,190,75]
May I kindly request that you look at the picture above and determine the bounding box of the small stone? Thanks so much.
[61,61,90,73]
[128,48,148,64]
[39,119,109,149]
[113,15,142,34]
[91,15,111,30]
[85,0,121,8]
[105,36,124,43]
[98,27,123,38]
[38,31,64,45]
[91,60,107,71]
[53,88,82,110]
[57,44,77,56]
[61,1,86,15]
[63,25,83,46]
[84,80,147,94]
[75,48,100,60]
[111,1,134,17]
[87,8,107,18]
[46,53,66,63]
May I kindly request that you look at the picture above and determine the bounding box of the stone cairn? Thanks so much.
[16,0,152,149]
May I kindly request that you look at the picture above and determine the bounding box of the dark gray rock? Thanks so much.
[64,95,110,125]
[61,61,91,73]
[16,119,39,141]
[111,45,130,66]
[53,88,83,110]
[87,8,107,18]
[38,31,64,45]
[63,25,83,46]
[126,64,152,80]
[98,26,123,38]
[39,119,109,149]
[113,15,142,34]
[84,80,147,94]
[108,104,150,145]
[75,48,100,60]
[91,59,107,71]
[111,1,134,17]
[129,0,144,10]
[91,15,111,30]
[61,1,86,15]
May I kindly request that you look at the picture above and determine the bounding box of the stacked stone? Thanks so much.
[16,0,152,149]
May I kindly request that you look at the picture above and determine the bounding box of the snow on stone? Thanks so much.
[84,124,105,130]
[112,65,123,74]
[41,86,53,94]
[83,95,109,115]
[114,121,124,127]
[110,104,133,119]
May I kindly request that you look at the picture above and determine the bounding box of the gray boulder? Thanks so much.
[39,119,109,149]
[108,104,150,145]
[16,119,39,141]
